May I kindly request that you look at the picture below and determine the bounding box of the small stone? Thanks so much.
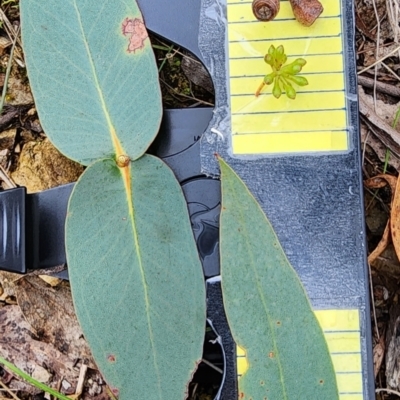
[30,119,42,133]
[27,107,36,116]
[0,149,8,166]
[11,139,84,193]
[31,365,52,383]
[62,379,72,391]
[0,128,16,150]
[20,129,35,143]
[7,77,33,105]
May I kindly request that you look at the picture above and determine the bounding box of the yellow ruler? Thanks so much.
[227,0,348,155]
[237,310,363,399]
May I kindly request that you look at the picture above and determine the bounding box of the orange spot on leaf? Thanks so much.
[121,18,148,53]
[107,354,116,363]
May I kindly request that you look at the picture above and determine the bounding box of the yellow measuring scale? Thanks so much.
[227,0,348,155]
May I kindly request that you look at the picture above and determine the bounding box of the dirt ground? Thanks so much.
[0,0,400,399]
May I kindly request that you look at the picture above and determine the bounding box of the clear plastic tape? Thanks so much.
[199,0,358,176]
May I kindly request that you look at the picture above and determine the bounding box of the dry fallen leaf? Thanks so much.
[0,305,80,395]
[14,275,94,367]
[374,335,386,378]
[386,304,400,390]
[390,175,400,262]
[364,174,397,263]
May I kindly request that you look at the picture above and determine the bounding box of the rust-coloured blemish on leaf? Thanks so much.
[268,351,275,358]
[276,320,281,326]
[239,392,245,399]
[107,354,116,363]
[260,380,265,386]
[122,17,148,53]
[319,379,324,384]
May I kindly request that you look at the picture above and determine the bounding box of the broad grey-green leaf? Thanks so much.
[66,155,206,399]
[20,0,162,165]
[218,158,339,400]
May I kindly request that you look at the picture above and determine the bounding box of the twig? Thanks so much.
[0,25,20,114]
[386,0,400,59]
[358,41,398,55]
[73,363,87,399]
[0,164,16,188]
[0,379,21,400]
[191,383,198,399]
[155,37,197,61]
[371,0,381,110]
[361,129,370,176]
[160,78,214,106]
[201,358,223,374]
[382,62,400,82]
[0,8,22,48]
[358,75,400,98]
[358,44,400,75]
[368,261,380,340]
[376,387,400,396]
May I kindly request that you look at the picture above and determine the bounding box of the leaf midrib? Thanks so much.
[72,0,123,158]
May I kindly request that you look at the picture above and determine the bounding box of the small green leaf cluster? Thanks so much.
[262,45,308,99]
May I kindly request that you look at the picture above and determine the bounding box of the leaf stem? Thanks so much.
[255,81,265,97]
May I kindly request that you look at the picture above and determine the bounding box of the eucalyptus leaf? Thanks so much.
[21,0,162,165]
[66,155,206,400]
[218,158,339,400]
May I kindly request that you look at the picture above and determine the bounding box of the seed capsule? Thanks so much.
[252,0,280,22]
[116,154,130,167]
[289,0,323,26]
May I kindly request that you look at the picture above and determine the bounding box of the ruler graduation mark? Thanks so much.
[227,0,349,154]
